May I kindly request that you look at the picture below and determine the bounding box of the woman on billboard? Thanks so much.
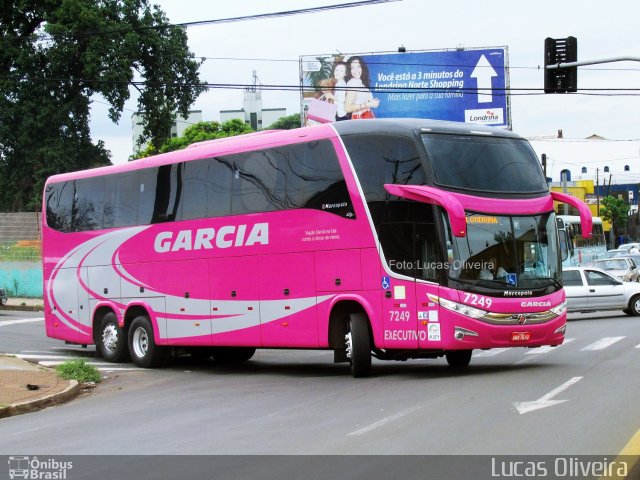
[344,56,379,119]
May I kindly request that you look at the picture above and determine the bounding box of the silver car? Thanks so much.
[592,257,639,282]
[563,266,640,315]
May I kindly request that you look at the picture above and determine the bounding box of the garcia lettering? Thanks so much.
[154,223,269,253]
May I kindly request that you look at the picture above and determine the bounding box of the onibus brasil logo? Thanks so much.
[8,456,73,479]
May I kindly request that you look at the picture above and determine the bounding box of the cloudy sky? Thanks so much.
[89,0,640,166]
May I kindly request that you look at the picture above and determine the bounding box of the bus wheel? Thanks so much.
[445,350,472,368]
[211,347,256,363]
[97,312,129,363]
[628,295,640,316]
[128,316,167,368]
[346,313,371,378]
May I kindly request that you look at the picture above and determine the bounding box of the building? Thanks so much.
[219,71,286,130]
[131,110,203,154]
[528,131,640,188]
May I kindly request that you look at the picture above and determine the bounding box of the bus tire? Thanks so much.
[128,315,168,368]
[628,295,640,316]
[211,347,256,363]
[346,312,372,378]
[445,350,472,368]
[96,312,129,363]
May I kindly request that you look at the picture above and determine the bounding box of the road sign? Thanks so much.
[301,47,510,128]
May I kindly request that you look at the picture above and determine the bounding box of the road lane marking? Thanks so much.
[599,427,640,480]
[15,354,140,372]
[0,317,44,326]
[513,376,583,414]
[348,406,420,436]
[524,338,575,354]
[580,336,625,351]
[17,354,94,360]
[38,361,140,371]
[474,348,509,357]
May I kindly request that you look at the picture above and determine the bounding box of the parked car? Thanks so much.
[591,257,639,282]
[606,249,627,258]
[562,266,640,315]
[618,242,640,253]
[0,288,7,306]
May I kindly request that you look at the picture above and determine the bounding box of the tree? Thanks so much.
[267,113,303,130]
[600,195,629,240]
[132,119,254,158]
[0,0,206,210]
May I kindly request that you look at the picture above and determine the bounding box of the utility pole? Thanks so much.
[561,171,569,215]
[596,168,600,217]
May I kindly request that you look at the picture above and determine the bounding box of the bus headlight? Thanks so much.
[428,294,487,319]
[550,301,567,316]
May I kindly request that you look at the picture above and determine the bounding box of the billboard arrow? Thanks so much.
[513,377,583,414]
[470,54,498,103]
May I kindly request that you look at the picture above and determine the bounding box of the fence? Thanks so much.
[0,212,42,297]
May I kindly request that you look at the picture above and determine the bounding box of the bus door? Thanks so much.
[378,221,435,349]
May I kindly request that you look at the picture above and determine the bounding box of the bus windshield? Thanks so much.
[422,133,548,193]
[448,212,561,289]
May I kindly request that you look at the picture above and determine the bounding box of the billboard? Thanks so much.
[300,47,510,128]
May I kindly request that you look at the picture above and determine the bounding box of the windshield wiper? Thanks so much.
[455,277,512,289]
[537,277,562,289]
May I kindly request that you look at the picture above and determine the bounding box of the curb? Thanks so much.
[0,380,80,419]
[0,305,44,312]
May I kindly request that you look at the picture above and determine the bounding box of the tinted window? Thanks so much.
[138,168,159,225]
[206,157,233,218]
[562,270,583,286]
[422,134,548,193]
[45,139,353,233]
[73,177,104,231]
[151,164,179,223]
[220,140,353,218]
[344,134,426,202]
[177,158,210,221]
[45,182,74,232]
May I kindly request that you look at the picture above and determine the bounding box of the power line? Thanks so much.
[33,0,399,38]
[2,74,639,96]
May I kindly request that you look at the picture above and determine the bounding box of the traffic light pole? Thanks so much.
[546,56,640,70]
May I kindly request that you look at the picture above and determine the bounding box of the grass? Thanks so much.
[0,242,41,262]
[56,360,101,384]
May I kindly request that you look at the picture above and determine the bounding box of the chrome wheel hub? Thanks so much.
[102,324,118,353]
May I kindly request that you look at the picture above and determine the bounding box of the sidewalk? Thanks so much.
[2,296,44,312]
[1,298,80,418]
[0,355,79,418]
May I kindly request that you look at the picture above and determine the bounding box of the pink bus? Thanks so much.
[42,119,592,377]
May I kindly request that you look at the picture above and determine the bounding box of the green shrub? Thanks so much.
[56,360,101,384]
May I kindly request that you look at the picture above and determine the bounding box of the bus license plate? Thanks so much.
[511,332,531,342]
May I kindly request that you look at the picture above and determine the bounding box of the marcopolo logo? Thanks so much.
[464,108,504,125]
[8,456,73,479]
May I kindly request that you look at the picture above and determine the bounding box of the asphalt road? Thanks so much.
[1,309,639,456]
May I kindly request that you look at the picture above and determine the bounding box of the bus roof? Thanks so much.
[332,118,523,139]
[557,214,602,224]
[44,119,522,185]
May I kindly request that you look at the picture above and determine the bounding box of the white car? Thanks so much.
[591,257,639,282]
[563,266,640,315]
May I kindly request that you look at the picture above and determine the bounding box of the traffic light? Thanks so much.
[544,37,577,93]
